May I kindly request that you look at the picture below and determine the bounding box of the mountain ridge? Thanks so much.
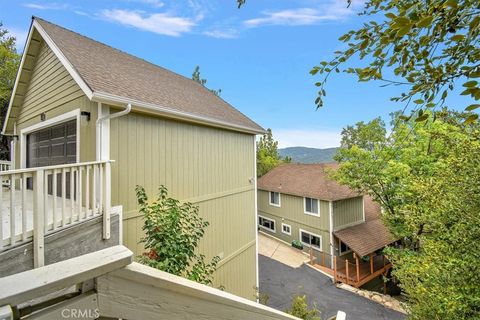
[279,146,339,164]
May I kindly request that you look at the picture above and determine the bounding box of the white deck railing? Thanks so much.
[0,160,112,267]
[0,161,11,172]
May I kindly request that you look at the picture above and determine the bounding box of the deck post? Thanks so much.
[345,259,349,285]
[33,169,45,268]
[356,255,360,284]
[103,162,111,240]
[333,256,337,282]
[370,253,374,274]
[322,251,325,267]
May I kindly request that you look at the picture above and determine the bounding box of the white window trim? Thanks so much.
[269,191,281,207]
[304,197,320,217]
[281,223,291,235]
[339,239,352,256]
[258,215,276,233]
[299,228,322,251]
[20,109,81,169]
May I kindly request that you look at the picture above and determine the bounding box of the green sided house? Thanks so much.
[0,16,264,300]
[257,163,396,288]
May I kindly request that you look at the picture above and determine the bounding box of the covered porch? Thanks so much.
[309,219,396,289]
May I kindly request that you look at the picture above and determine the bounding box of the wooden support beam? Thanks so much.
[356,256,360,284]
[370,253,374,274]
[333,256,337,282]
[322,251,325,267]
[345,260,349,285]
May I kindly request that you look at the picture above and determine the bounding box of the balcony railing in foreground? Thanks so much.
[0,160,112,267]
[0,246,300,320]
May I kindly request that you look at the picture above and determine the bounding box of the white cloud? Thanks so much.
[274,129,341,149]
[22,2,69,10]
[124,0,165,8]
[203,29,238,39]
[244,1,363,27]
[100,9,197,37]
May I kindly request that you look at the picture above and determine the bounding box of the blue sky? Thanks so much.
[1,0,472,148]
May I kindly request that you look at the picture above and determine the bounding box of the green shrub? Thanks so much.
[285,295,321,320]
[136,185,220,285]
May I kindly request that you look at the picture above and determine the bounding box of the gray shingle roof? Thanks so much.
[35,17,264,134]
[257,163,360,201]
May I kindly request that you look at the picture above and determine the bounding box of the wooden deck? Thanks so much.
[334,255,392,288]
[310,250,391,288]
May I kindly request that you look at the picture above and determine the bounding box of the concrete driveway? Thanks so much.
[258,232,310,268]
[259,255,406,320]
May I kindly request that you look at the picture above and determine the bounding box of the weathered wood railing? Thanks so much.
[0,160,112,267]
[0,161,11,172]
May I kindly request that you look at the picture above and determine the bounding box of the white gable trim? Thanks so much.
[1,20,35,135]
[2,19,93,134]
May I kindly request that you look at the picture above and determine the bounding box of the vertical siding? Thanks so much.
[14,39,97,167]
[333,196,364,231]
[110,111,257,299]
[257,190,330,253]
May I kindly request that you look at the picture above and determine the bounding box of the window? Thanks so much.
[269,191,281,207]
[300,229,322,251]
[339,240,352,255]
[281,223,291,235]
[258,216,276,232]
[304,197,319,216]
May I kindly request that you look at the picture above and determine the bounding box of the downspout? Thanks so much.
[96,103,132,161]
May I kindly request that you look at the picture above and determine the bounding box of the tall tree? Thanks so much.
[311,0,480,124]
[256,128,291,177]
[192,65,222,96]
[0,22,20,159]
[333,110,480,318]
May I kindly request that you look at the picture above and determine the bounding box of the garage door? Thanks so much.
[26,119,77,168]
[26,119,77,196]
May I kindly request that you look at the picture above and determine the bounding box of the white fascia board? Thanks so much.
[91,91,266,136]
[2,20,35,134]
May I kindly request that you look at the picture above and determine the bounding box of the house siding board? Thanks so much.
[14,39,97,168]
[110,111,257,299]
[257,190,330,253]
[333,196,364,231]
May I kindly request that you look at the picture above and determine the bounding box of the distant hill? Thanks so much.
[279,147,339,164]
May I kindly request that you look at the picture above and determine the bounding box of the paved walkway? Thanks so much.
[258,232,310,268]
[258,237,406,320]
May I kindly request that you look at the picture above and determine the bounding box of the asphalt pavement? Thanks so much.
[259,254,406,320]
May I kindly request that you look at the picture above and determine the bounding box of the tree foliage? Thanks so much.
[311,0,480,124]
[0,22,20,159]
[192,65,222,96]
[256,128,291,177]
[333,110,480,318]
[136,185,220,285]
[285,295,321,320]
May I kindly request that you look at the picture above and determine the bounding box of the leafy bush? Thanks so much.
[285,295,321,320]
[136,185,220,285]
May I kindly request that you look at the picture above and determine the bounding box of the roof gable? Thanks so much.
[3,17,264,135]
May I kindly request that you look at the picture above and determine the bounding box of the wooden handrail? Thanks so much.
[0,160,114,176]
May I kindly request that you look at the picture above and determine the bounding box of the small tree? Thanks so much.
[285,295,321,320]
[257,128,291,177]
[136,185,220,285]
[192,65,222,96]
